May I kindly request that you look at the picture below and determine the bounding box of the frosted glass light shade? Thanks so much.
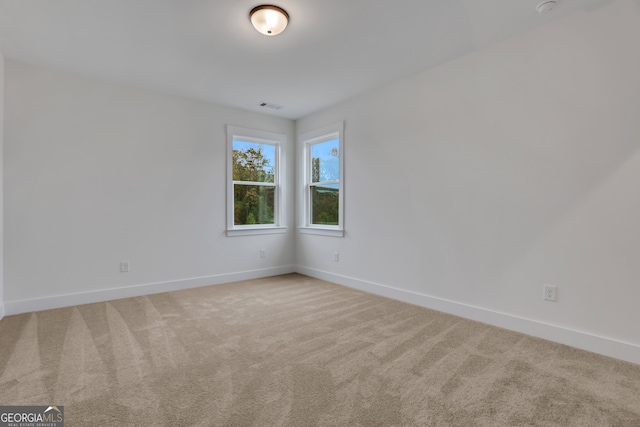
[250,5,289,36]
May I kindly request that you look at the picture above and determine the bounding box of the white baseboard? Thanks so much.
[3,265,296,316]
[3,264,638,365]
[296,266,640,366]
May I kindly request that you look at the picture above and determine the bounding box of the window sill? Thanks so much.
[227,226,287,237]
[298,227,344,237]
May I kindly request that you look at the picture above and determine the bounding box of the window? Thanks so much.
[227,126,286,236]
[300,122,344,237]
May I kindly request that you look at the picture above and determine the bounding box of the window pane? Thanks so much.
[233,140,275,183]
[234,184,275,225]
[311,139,339,183]
[310,184,339,225]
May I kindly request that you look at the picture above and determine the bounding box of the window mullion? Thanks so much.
[310,180,339,187]
[233,181,276,187]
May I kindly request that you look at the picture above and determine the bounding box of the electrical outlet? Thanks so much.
[333,252,339,262]
[260,249,266,258]
[543,284,557,301]
[120,261,130,273]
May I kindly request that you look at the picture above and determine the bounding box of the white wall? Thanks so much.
[0,53,4,320]
[3,0,640,364]
[4,60,296,311]
[296,0,640,362]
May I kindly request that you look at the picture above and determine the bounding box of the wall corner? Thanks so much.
[0,53,5,321]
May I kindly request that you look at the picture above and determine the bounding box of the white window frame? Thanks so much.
[299,122,344,237]
[226,125,286,236]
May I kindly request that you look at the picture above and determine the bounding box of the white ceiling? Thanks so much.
[0,0,611,119]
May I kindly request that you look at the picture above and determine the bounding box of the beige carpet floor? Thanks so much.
[0,273,639,426]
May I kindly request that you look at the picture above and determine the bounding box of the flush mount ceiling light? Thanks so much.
[250,5,289,36]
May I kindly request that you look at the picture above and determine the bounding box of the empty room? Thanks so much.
[1,0,639,425]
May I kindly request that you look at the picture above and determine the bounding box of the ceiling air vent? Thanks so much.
[536,1,557,14]
[259,102,284,110]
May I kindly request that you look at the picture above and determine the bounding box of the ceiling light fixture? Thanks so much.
[250,5,289,36]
